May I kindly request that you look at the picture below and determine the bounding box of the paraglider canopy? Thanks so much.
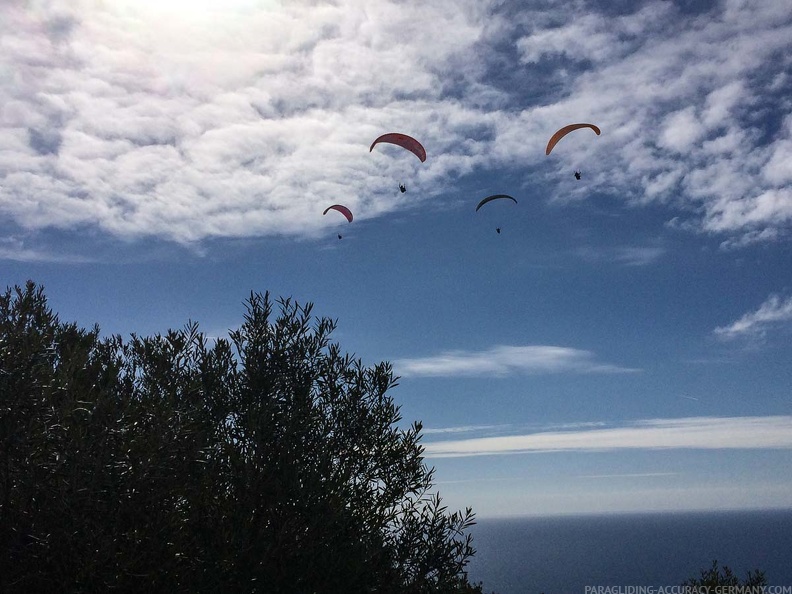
[475,194,517,212]
[323,204,353,223]
[545,123,601,155]
[370,133,427,162]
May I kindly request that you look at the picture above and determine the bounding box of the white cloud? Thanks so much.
[517,13,624,65]
[762,138,792,186]
[518,1,792,242]
[658,107,705,153]
[424,415,792,458]
[0,1,790,246]
[0,0,503,242]
[395,345,639,377]
[714,294,792,339]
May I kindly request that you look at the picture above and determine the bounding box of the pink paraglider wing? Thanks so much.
[545,123,601,155]
[369,133,427,162]
[323,204,353,222]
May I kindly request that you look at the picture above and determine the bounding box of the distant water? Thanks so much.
[466,509,792,594]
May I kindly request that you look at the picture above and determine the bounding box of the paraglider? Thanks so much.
[324,205,352,239]
[574,171,581,180]
[323,204,353,223]
[476,194,517,235]
[545,123,601,155]
[475,194,517,212]
[370,133,427,162]
[399,183,407,193]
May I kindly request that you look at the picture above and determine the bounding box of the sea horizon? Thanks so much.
[466,507,792,594]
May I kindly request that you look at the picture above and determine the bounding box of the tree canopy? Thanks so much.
[0,281,487,593]
[683,560,767,590]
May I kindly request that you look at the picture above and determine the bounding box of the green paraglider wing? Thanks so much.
[475,194,517,212]
[545,123,601,155]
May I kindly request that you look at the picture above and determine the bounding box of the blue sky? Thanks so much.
[1,0,791,517]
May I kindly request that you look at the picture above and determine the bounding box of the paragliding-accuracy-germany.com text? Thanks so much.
[583,585,792,594]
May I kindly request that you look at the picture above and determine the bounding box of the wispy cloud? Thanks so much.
[423,421,608,440]
[422,424,512,436]
[423,416,792,458]
[575,245,665,266]
[714,294,792,340]
[576,472,678,479]
[435,477,517,485]
[395,345,639,377]
[0,237,94,263]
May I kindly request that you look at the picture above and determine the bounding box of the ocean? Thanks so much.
[465,509,792,594]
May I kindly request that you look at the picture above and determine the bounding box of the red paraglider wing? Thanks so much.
[323,204,353,222]
[545,123,601,155]
[475,194,517,211]
[370,133,427,162]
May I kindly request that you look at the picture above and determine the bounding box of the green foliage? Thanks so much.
[683,560,767,590]
[0,281,488,593]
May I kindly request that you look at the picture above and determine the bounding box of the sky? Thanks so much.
[1,0,791,518]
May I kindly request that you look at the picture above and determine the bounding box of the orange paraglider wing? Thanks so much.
[545,123,601,155]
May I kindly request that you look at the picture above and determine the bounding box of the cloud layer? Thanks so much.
[395,345,638,377]
[423,415,792,457]
[1,0,790,247]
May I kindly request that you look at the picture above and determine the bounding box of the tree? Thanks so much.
[683,560,767,590]
[0,281,489,593]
